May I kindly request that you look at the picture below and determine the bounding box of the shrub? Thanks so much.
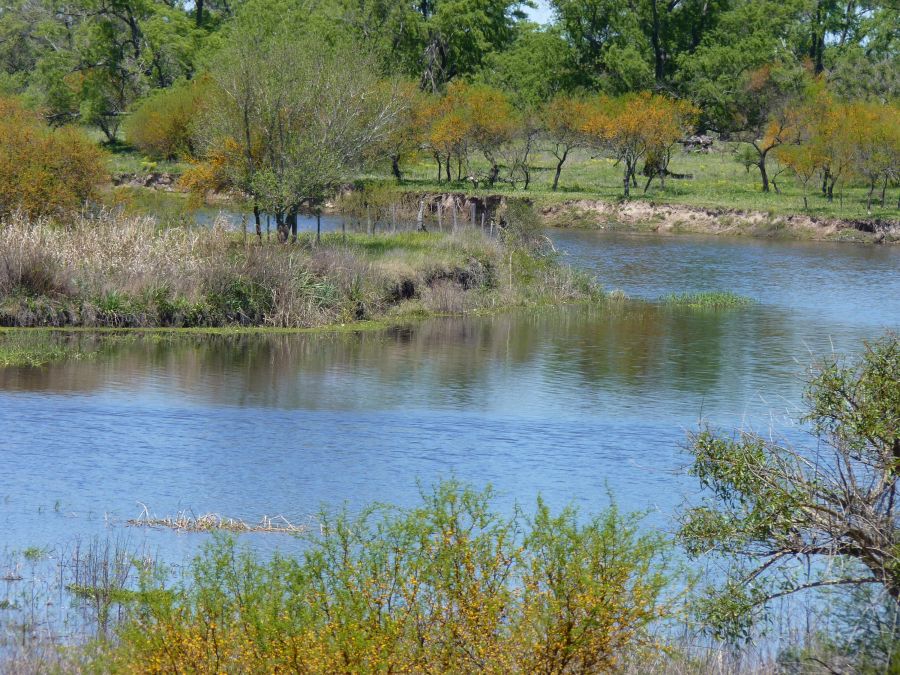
[109,482,676,672]
[124,79,208,160]
[0,97,106,218]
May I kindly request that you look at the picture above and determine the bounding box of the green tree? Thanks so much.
[476,23,579,109]
[338,0,529,91]
[680,335,900,640]
[193,32,406,242]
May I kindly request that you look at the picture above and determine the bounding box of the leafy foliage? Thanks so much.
[0,97,106,218]
[109,481,676,672]
[680,334,900,640]
[125,78,210,160]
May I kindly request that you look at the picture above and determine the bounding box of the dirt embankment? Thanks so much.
[402,192,899,243]
[538,199,900,242]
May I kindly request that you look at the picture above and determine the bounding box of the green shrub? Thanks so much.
[109,481,677,672]
[124,79,208,160]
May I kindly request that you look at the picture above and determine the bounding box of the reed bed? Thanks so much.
[0,210,598,329]
[661,291,755,309]
[127,505,308,534]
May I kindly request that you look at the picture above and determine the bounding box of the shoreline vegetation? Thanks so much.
[0,208,600,364]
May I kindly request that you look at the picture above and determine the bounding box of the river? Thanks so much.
[1,227,898,564]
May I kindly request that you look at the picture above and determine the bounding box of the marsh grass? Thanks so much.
[661,291,755,309]
[0,211,599,331]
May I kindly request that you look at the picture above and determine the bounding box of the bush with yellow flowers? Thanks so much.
[108,481,678,673]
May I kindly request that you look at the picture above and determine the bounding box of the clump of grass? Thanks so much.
[661,291,755,309]
[0,211,599,329]
[0,330,128,367]
[127,504,308,534]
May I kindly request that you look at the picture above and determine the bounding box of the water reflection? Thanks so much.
[1,233,899,559]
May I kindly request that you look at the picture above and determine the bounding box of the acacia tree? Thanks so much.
[734,64,805,193]
[542,95,589,191]
[385,81,429,183]
[680,335,900,640]
[193,33,406,242]
[583,92,697,198]
[460,83,518,187]
[422,93,471,183]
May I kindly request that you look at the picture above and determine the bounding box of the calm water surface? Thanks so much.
[2,231,898,560]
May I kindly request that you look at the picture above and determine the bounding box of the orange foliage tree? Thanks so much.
[423,83,519,186]
[846,102,900,212]
[542,95,590,191]
[777,86,899,211]
[385,81,430,183]
[0,98,106,219]
[422,93,471,183]
[582,92,698,198]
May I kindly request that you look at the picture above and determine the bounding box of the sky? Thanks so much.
[524,0,554,24]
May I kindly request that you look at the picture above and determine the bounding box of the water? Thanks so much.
[2,231,899,563]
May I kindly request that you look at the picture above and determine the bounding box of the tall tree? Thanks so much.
[193,32,406,241]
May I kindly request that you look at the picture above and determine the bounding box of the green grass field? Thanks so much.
[384,144,899,223]
[103,136,899,224]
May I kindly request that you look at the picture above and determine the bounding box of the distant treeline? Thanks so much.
[0,0,898,222]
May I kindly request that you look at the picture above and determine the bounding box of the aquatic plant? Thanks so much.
[661,291,755,309]
[0,211,599,331]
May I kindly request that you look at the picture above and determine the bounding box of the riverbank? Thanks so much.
[380,191,898,243]
[0,211,599,336]
[109,174,900,244]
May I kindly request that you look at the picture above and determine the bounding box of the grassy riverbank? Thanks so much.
[392,145,900,224]
[0,211,598,335]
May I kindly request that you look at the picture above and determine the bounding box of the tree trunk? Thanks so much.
[253,204,262,241]
[435,154,442,182]
[315,209,321,244]
[650,0,665,82]
[552,149,568,191]
[417,199,426,232]
[289,211,298,243]
[276,213,289,243]
[445,155,451,183]
[487,163,499,187]
[758,157,770,193]
[196,0,204,26]
[623,168,631,198]
[391,155,402,183]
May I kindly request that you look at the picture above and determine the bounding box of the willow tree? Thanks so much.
[193,31,407,241]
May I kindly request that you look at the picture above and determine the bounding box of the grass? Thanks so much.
[386,143,899,224]
[0,211,600,337]
[661,291,756,309]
